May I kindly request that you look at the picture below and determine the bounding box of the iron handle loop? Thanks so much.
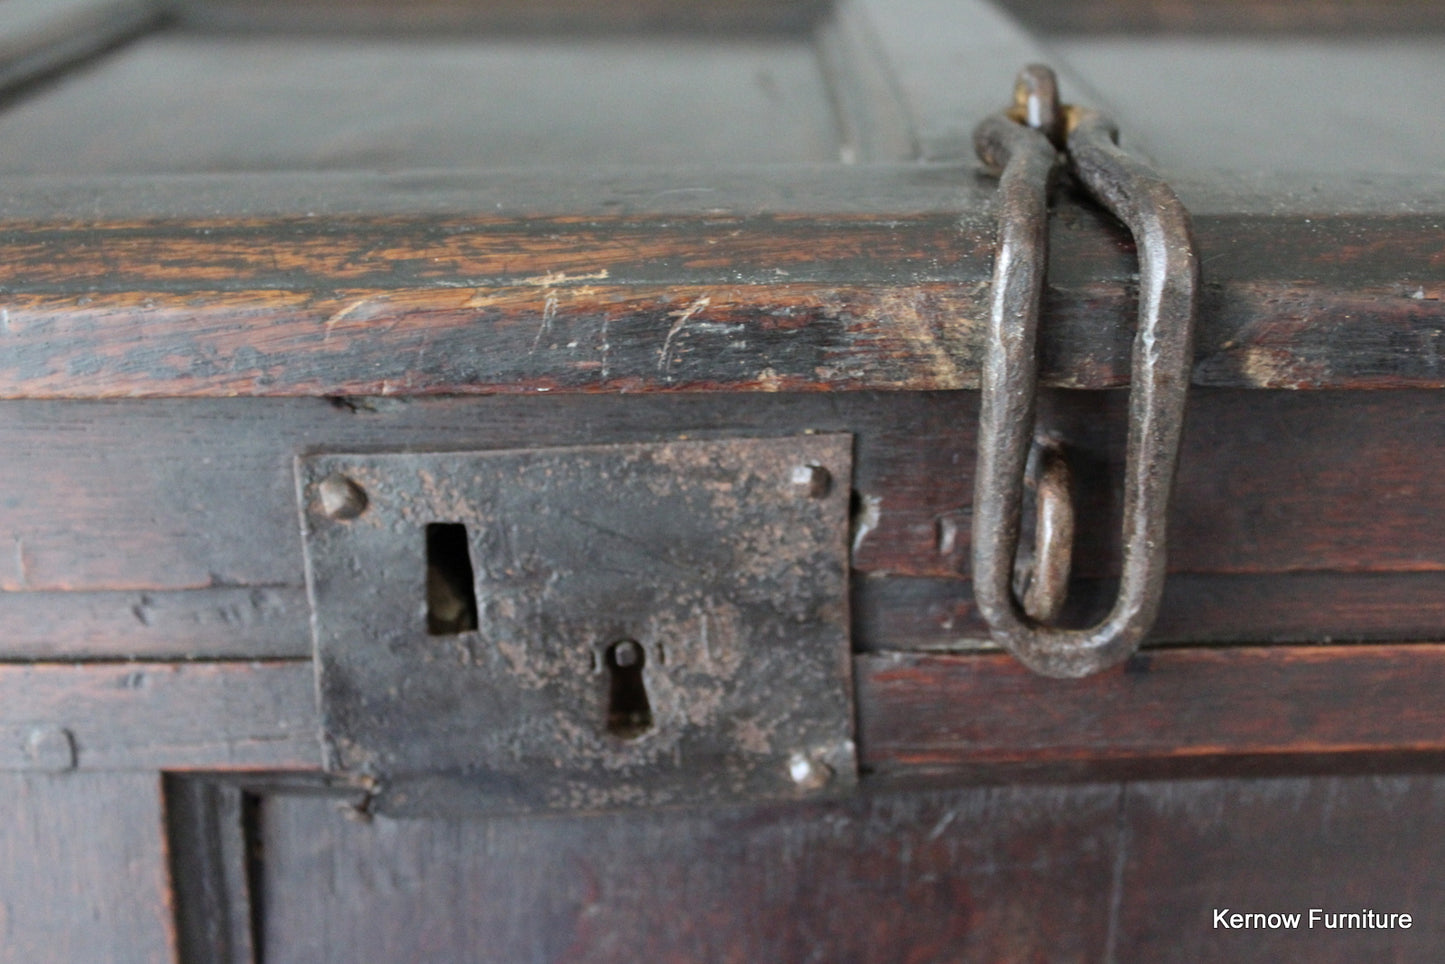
[971,65,1198,678]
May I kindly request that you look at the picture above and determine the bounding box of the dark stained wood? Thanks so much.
[166,777,258,964]
[854,571,1445,652]
[0,190,1438,397]
[1113,776,1445,961]
[5,566,1433,664]
[6,647,1445,776]
[0,772,175,964]
[227,771,1445,962]
[253,781,1120,963]
[0,661,317,771]
[0,586,309,659]
[856,646,1445,775]
[2,391,1442,602]
[0,392,971,593]
[0,4,1438,959]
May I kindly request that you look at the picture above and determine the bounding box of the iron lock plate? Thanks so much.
[296,435,856,816]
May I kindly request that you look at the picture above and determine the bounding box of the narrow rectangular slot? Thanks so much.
[426,523,478,635]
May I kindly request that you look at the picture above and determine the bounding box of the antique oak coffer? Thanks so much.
[1,0,1442,960]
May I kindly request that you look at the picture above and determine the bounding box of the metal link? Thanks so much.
[1014,439,1073,625]
[971,65,1198,678]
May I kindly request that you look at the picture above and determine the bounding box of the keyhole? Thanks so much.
[605,640,652,740]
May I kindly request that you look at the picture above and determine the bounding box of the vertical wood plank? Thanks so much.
[0,772,175,963]
[166,777,257,964]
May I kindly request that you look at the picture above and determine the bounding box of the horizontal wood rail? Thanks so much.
[0,168,1439,398]
[6,645,1445,775]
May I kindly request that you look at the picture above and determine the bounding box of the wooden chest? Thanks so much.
[1,0,1443,960]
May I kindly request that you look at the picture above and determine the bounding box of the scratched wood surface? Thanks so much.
[0,194,1438,397]
[0,4,1440,962]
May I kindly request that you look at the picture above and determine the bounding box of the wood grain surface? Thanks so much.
[0,586,310,659]
[857,646,1445,774]
[0,390,1439,594]
[0,184,1436,397]
[0,772,175,964]
[238,772,1445,963]
[854,571,1445,651]
[1114,776,1445,962]
[0,661,317,771]
[5,646,1445,774]
[255,780,1121,963]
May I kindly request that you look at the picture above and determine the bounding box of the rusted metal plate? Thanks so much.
[296,435,855,816]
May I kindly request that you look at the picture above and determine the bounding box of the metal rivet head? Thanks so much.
[787,751,833,791]
[791,464,832,498]
[317,474,368,520]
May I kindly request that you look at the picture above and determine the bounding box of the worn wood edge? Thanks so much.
[0,287,1432,401]
[0,278,1437,397]
[0,661,319,771]
[0,167,1440,220]
[0,197,1436,395]
[0,165,993,219]
[856,645,1445,774]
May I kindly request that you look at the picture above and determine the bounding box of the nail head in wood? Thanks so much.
[23,726,77,772]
